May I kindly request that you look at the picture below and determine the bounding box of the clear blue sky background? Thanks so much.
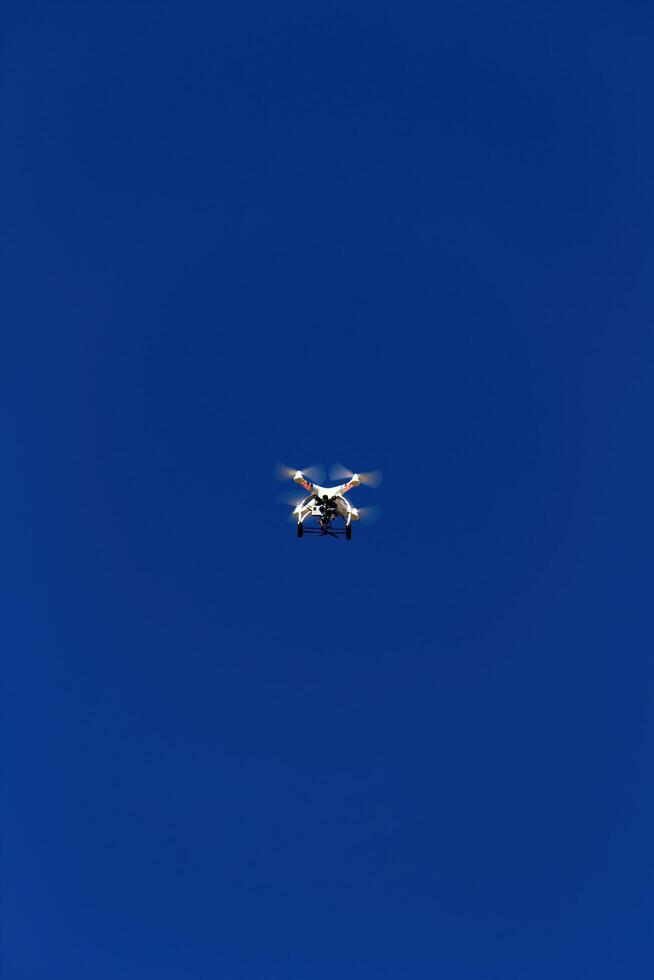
[3,2,654,977]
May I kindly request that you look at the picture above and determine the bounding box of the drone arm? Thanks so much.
[293,472,315,493]
[339,476,361,495]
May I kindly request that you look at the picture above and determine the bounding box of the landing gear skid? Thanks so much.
[297,525,352,539]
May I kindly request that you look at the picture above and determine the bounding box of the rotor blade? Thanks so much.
[301,463,326,483]
[329,462,354,481]
[356,505,382,524]
[358,469,383,488]
[275,462,325,483]
[276,491,308,507]
[275,462,297,481]
[329,463,383,488]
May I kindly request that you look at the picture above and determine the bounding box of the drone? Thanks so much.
[277,463,382,539]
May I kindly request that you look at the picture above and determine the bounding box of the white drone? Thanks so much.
[277,463,382,539]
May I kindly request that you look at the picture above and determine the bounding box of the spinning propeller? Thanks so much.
[276,489,309,506]
[329,463,383,488]
[351,504,382,524]
[275,462,326,484]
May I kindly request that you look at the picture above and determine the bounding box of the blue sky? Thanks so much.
[3,2,654,977]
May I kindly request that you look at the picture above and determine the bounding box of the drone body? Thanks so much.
[293,471,361,539]
[277,464,381,539]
